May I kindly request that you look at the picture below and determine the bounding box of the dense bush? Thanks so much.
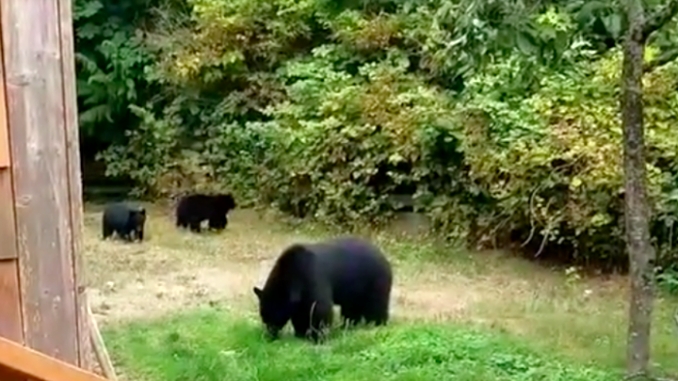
[75,0,678,269]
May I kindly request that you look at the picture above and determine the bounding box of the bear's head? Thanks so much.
[128,206,146,229]
[214,193,236,213]
[253,286,297,339]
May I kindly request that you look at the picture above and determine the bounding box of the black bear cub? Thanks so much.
[175,193,236,233]
[253,236,393,343]
[102,202,147,242]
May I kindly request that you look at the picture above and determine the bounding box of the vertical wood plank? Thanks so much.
[2,0,78,364]
[0,2,23,379]
[57,0,92,371]
[0,83,8,167]
[0,259,23,343]
[0,169,17,260]
[0,45,8,169]
[0,0,16,261]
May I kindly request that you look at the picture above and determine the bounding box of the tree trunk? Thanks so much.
[621,0,656,377]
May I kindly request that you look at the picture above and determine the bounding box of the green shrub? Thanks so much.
[80,0,678,270]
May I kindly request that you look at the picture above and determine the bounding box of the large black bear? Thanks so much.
[175,193,236,233]
[253,236,393,343]
[102,202,147,242]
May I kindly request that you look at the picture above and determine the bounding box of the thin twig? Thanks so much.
[534,229,549,258]
[522,185,541,247]
[534,208,564,258]
[488,213,513,246]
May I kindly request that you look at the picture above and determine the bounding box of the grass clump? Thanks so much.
[104,307,621,381]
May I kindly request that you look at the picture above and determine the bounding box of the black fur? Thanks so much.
[102,202,146,242]
[253,236,393,342]
[175,193,236,233]
[208,213,228,230]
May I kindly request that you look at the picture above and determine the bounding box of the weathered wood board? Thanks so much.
[56,0,91,370]
[1,0,79,365]
[0,260,23,342]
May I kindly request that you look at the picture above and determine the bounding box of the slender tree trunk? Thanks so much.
[621,0,656,377]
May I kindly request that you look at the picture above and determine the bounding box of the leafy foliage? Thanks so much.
[74,0,160,151]
[75,0,678,269]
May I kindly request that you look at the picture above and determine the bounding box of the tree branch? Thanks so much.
[643,0,678,41]
[643,47,678,72]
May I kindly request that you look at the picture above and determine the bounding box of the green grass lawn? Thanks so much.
[104,305,622,381]
[85,204,678,379]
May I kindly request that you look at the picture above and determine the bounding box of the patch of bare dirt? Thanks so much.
[88,263,483,325]
[89,264,257,324]
[81,206,602,328]
[83,206,486,326]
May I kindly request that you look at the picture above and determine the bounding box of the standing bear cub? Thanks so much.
[253,236,393,343]
[102,202,147,242]
[175,193,236,233]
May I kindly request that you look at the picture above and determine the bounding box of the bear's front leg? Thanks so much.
[308,300,333,343]
[291,306,310,339]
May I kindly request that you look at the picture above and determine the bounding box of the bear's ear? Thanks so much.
[253,287,263,299]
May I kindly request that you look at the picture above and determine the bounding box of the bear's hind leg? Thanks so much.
[340,304,362,328]
[361,293,390,327]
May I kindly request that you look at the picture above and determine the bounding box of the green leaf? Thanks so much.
[74,0,103,20]
[603,13,622,40]
[516,32,538,55]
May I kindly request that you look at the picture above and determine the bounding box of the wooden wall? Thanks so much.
[0,0,93,374]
